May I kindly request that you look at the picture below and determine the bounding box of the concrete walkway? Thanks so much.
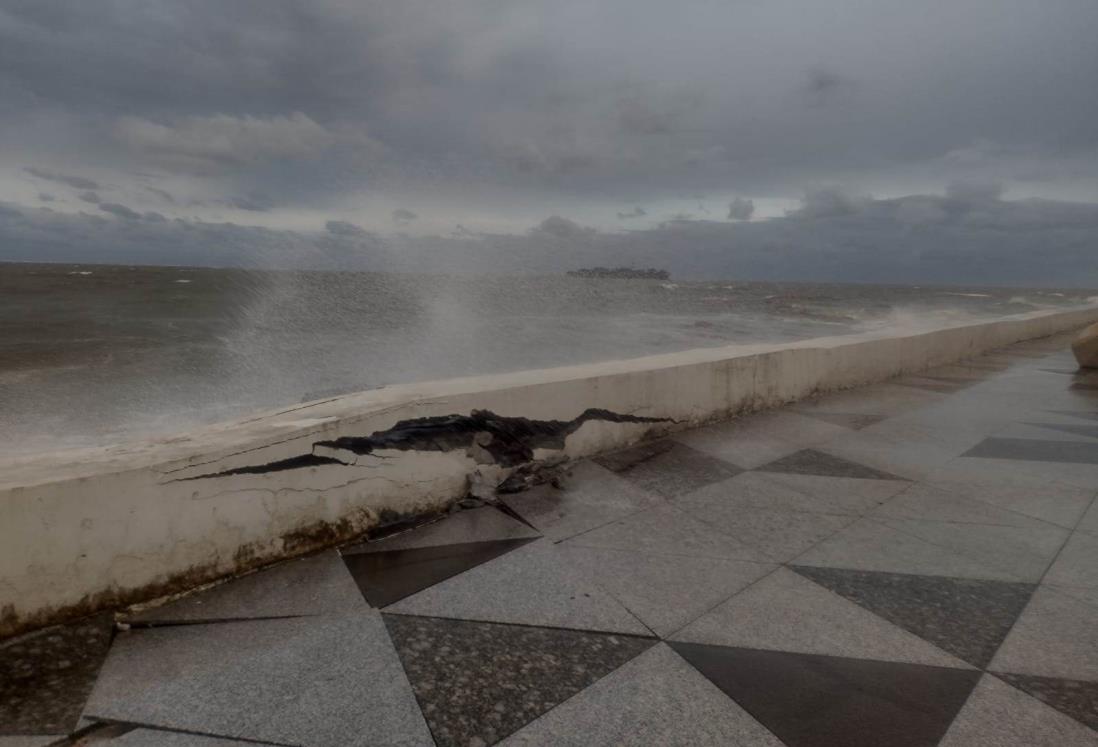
[3,331,1098,746]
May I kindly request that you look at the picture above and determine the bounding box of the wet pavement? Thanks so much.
[2,330,1097,746]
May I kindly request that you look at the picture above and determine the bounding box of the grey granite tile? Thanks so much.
[104,727,279,745]
[924,364,1008,381]
[83,611,433,747]
[1022,422,1098,440]
[793,411,887,431]
[1001,419,1098,443]
[687,470,908,516]
[933,454,1098,492]
[991,586,1098,681]
[1044,531,1098,589]
[500,461,661,542]
[671,568,968,668]
[384,540,649,635]
[995,673,1098,733]
[963,437,1098,464]
[0,614,113,735]
[499,644,784,746]
[383,614,654,747]
[791,566,1035,668]
[0,737,63,746]
[1078,499,1098,536]
[1050,410,1098,423]
[561,504,767,562]
[342,537,537,608]
[593,440,742,498]
[672,411,847,469]
[870,482,1057,531]
[559,545,774,638]
[940,674,1098,747]
[874,515,1069,582]
[755,448,909,481]
[670,643,980,747]
[793,383,943,418]
[818,435,971,482]
[342,505,540,555]
[126,550,364,624]
[895,376,973,394]
[674,490,856,562]
[920,476,1094,530]
[796,517,1024,581]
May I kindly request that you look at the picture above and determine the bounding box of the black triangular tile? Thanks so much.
[755,449,908,481]
[791,566,1035,668]
[962,437,1098,464]
[341,537,535,607]
[1024,422,1098,440]
[995,672,1098,732]
[0,613,114,734]
[384,614,655,746]
[796,411,887,431]
[1049,410,1098,422]
[670,643,979,747]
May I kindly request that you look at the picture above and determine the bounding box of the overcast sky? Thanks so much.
[2,0,1097,284]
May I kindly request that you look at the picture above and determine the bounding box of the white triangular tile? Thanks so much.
[671,568,970,668]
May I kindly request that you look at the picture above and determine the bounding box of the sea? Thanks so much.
[2,261,1095,455]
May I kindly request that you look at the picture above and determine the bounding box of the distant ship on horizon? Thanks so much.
[566,267,671,280]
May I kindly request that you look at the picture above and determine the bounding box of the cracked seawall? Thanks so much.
[2,304,1097,638]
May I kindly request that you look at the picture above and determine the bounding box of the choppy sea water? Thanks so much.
[2,261,1094,455]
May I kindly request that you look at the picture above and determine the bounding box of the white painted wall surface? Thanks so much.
[2,305,1096,636]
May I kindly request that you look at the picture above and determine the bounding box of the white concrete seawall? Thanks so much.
[3,305,1097,637]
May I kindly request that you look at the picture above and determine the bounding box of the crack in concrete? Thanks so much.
[173,408,672,482]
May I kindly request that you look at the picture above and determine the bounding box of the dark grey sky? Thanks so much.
[1,0,1097,283]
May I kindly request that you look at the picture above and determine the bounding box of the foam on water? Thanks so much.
[1,262,1094,455]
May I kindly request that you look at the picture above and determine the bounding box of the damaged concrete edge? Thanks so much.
[175,408,673,481]
[3,305,1098,640]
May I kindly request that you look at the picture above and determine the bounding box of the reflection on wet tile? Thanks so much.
[671,643,979,747]
[792,566,1034,668]
[1049,411,1098,423]
[995,673,1098,732]
[755,449,908,481]
[895,377,972,394]
[384,614,654,747]
[794,411,887,430]
[501,461,660,542]
[0,614,113,735]
[342,537,536,607]
[962,437,1098,465]
[594,440,742,498]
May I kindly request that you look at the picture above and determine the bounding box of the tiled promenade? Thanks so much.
[3,331,1098,746]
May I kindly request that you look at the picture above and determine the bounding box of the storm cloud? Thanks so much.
[2,185,1096,287]
[0,0,1096,283]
